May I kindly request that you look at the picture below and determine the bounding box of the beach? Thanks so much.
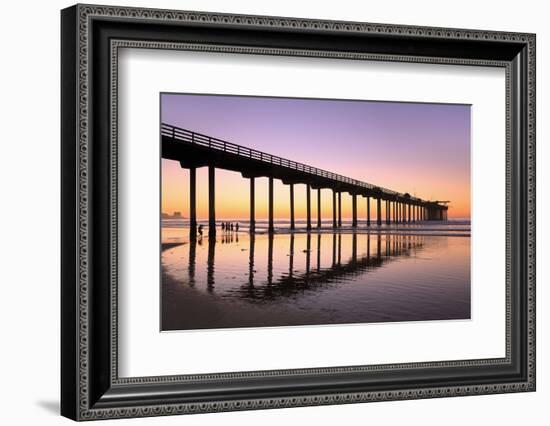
[161,220,471,331]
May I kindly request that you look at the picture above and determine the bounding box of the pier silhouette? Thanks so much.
[161,123,449,238]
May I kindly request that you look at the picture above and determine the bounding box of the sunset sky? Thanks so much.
[161,93,471,220]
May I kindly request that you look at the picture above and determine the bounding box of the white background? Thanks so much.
[0,0,547,425]
[119,49,505,377]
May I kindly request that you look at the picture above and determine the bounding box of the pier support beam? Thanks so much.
[398,202,401,223]
[352,194,357,227]
[386,200,390,225]
[306,184,312,230]
[399,202,402,222]
[268,177,274,233]
[208,165,216,236]
[249,177,255,232]
[367,196,371,227]
[338,192,342,227]
[332,190,337,228]
[289,183,295,230]
[317,188,322,228]
[376,198,382,226]
[189,167,197,238]
[396,202,400,223]
[408,203,411,223]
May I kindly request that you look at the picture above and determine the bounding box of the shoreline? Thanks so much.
[162,227,471,239]
[160,229,470,251]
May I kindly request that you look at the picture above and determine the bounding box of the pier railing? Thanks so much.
[161,123,425,203]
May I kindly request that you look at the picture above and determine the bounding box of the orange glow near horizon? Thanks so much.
[162,160,470,220]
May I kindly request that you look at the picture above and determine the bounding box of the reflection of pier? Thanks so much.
[161,124,449,237]
[186,233,424,301]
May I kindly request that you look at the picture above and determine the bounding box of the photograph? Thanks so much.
[160,93,471,331]
[58,3,536,420]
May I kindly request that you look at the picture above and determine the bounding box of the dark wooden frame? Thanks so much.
[61,4,536,421]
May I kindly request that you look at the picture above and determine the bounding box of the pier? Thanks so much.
[161,123,449,235]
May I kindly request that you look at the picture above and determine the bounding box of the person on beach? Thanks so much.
[197,224,203,237]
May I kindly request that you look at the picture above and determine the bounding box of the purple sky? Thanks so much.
[161,93,471,217]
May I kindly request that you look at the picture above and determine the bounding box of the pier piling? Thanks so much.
[338,192,342,227]
[189,167,197,238]
[289,183,295,230]
[352,193,358,227]
[306,184,312,230]
[317,188,322,228]
[208,165,216,236]
[249,177,255,231]
[332,190,337,228]
[367,196,371,227]
[268,177,274,233]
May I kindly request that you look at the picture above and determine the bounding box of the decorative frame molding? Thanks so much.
[61,4,536,421]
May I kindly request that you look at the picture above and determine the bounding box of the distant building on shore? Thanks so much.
[161,211,185,219]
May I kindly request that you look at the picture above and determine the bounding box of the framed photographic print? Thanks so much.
[61,4,536,421]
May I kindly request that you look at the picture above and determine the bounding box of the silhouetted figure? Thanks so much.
[197,224,203,237]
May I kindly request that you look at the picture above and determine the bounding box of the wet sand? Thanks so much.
[162,271,328,330]
[161,230,471,331]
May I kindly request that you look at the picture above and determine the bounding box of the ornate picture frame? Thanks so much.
[61,4,535,420]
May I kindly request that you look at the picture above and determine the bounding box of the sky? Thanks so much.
[161,93,471,220]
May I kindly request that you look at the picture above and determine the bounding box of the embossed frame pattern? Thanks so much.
[61,3,536,421]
